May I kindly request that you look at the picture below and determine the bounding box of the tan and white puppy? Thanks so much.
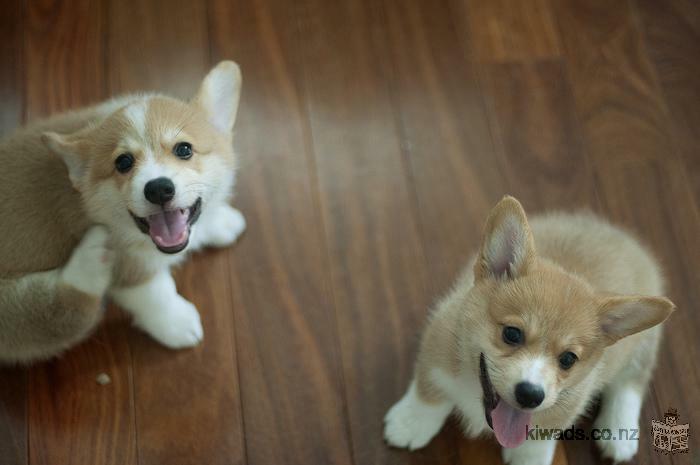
[0,61,245,363]
[384,196,675,465]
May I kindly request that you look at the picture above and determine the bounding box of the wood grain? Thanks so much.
[24,0,106,121]
[383,0,507,290]
[457,0,562,62]
[0,0,23,135]
[478,60,598,211]
[294,0,466,463]
[0,2,28,464]
[636,0,700,203]
[23,1,137,464]
[208,0,353,464]
[107,1,245,464]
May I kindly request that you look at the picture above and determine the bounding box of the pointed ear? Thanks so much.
[194,60,242,133]
[42,132,86,189]
[474,196,535,281]
[598,295,675,344]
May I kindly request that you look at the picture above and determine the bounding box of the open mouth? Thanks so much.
[131,197,202,254]
[479,353,532,449]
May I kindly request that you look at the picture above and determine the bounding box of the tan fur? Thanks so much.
[0,62,242,362]
[413,196,674,432]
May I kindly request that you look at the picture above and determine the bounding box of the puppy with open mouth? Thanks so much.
[384,196,675,465]
[0,61,245,362]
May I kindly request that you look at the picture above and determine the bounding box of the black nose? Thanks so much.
[144,177,175,205]
[515,382,545,409]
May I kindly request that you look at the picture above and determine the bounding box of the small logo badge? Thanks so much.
[652,408,690,454]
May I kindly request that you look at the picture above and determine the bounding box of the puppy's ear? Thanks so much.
[474,196,535,281]
[42,132,86,189]
[597,295,675,344]
[194,60,242,133]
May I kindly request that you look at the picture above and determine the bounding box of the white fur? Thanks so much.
[384,381,453,450]
[594,387,641,463]
[110,270,203,348]
[124,101,148,137]
[60,226,113,296]
[520,357,546,384]
[502,437,556,465]
[191,203,246,250]
[430,368,489,436]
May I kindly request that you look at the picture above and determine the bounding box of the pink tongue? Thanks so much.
[491,400,531,448]
[148,209,189,248]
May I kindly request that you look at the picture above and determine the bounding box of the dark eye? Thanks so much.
[502,326,524,345]
[115,153,134,173]
[559,351,578,370]
[173,142,193,159]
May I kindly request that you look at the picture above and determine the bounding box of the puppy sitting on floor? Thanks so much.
[0,61,245,363]
[384,196,675,465]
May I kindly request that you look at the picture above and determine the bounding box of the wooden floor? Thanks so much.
[1,0,698,464]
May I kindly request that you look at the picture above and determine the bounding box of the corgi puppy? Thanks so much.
[0,61,245,363]
[384,196,675,465]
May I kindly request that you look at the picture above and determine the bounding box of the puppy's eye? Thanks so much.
[115,153,135,173]
[559,351,578,370]
[502,326,524,345]
[173,142,193,159]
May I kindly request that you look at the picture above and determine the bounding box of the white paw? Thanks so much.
[596,437,638,464]
[594,414,639,463]
[199,205,246,248]
[502,441,556,465]
[61,225,114,296]
[134,297,203,349]
[594,389,641,463]
[383,384,451,450]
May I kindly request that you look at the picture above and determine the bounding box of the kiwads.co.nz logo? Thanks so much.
[652,408,690,455]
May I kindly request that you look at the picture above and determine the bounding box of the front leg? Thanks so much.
[594,384,642,463]
[502,437,556,465]
[191,202,246,250]
[384,380,453,450]
[110,270,203,349]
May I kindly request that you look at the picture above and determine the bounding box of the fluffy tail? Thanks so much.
[0,226,112,363]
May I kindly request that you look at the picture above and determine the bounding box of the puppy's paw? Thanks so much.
[134,297,204,349]
[61,225,114,296]
[596,437,638,464]
[594,390,640,463]
[594,417,639,462]
[200,205,246,248]
[383,385,450,450]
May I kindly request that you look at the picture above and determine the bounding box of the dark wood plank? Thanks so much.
[477,59,599,210]
[636,0,700,204]
[107,1,244,464]
[24,0,106,122]
[555,0,700,463]
[24,1,137,464]
[0,2,28,464]
[456,0,562,62]
[383,0,508,289]
[294,0,467,463]
[208,1,353,464]
[0,0,23,135]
